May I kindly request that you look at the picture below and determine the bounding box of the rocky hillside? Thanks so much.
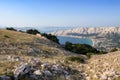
[82,51,120,80]
[51,27,120,51]
[0,29,68,56]
[0,29,87,80]
[1,29,120,80]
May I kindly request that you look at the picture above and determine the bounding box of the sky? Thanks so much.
[0,0,120,27]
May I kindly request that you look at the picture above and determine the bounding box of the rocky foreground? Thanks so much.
[0,55,83,80]
[1,51,120,80]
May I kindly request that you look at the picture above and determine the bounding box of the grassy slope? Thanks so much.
[0,29,86,61]
[0,29,86,79]
[0,29,64,56]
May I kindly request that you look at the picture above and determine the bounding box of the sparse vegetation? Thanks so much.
[25,29,59,44]
[65,41,99,55]
[41,33,59,44]
[65,56,85,63]
[26,29,40,35]
[86,53,94,58]
[99,51,108,54]
[110,48,118,52]
[4,35,10,38]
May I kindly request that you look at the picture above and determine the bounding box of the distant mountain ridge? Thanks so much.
[51,27,120,36]
[51,27,120,51]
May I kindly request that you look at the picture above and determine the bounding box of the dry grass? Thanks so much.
[0,30,36,43]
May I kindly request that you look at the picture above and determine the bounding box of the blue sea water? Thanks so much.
[57,36,93,46]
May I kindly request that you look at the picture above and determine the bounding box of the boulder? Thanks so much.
[12,56,23,62]
[41,62,50,69]
[52,64,63,72]
[28,58,41,67]
[33,70,42,75]
[43,70,52,76]
[14,63,31,79]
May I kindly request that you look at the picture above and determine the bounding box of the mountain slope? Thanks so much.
[0,29,88,80]
[0,29,65,56]
[82,51,120,80]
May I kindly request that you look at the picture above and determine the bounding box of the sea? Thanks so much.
[57,36,93,46]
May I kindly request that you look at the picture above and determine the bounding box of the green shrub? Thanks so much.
[99,51,108,54]
[6,27,17,31]
[110,48,118,52]
[64,41,73,50]
[86,53,94,58]
[19,30,25,33]
[26,29,59,44]
[65,56,85,63]
[64,41,99,55]
[41,33,59,44]
[4,35,10,38]
[26,29,40,35]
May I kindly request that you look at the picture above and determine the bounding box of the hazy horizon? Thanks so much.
[0,0,120,27]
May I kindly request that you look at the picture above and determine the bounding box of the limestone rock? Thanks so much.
[14,63,31,79]
[33,70,42,75]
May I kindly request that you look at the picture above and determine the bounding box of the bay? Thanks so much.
[57,36,93,46]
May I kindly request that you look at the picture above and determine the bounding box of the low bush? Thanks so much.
[64,41,99,55]
[86,53,94,58]
[6,27,17,31]
[110,48,118,52]
[99,51,108,54]
[65,56,85,63]
[26,29,40,35]
[4,35,10,38]
[41,33,59,44]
